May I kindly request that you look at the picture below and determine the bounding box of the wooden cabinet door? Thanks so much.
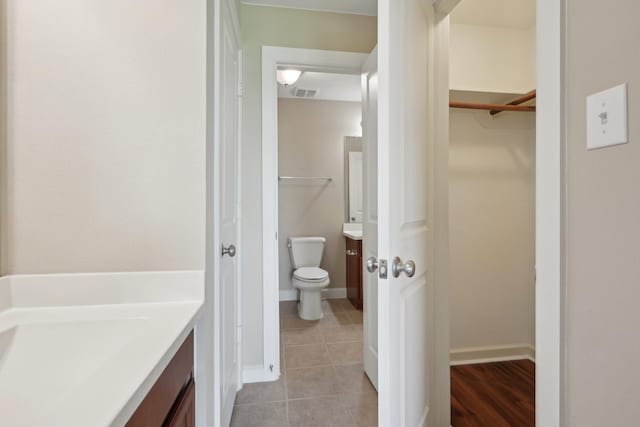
[166,379,195,427]
[346,238,363,309]
[126,332,194,427]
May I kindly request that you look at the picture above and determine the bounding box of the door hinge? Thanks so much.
[275,232,278,240]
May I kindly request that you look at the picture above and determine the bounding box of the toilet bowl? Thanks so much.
[288,237,331,320]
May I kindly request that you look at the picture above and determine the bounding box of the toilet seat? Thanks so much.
[293,267,329,282]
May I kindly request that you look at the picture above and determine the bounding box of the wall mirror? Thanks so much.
[344,136,363,223]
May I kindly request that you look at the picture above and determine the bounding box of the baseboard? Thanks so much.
[279,289,298,301]
[242,365,280,384]
[450,344,536,366]
[279,287,347,301]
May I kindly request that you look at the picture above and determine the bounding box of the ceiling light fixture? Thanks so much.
[277,69,302,86]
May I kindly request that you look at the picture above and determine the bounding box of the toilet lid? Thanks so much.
[294,267,329,281]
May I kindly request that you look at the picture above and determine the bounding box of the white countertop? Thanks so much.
[343,223,363,241]
[0,272,203,427]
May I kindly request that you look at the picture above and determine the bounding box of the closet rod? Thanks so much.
[490,90,537,115]
[449,101,536,113]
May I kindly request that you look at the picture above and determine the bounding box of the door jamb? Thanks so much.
[433,0,564,425]
[259,46,368,383]
[534,0,564,425]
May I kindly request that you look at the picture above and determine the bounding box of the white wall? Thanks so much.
[239,4,376,367]
[450,23,536,94]
[0,0,206,274]
[277,98,362,294]
[449,92,535,353]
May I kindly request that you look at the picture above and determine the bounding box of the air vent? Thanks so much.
[292,88,319,98]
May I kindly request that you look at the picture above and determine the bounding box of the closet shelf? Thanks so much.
[450,90,536,114]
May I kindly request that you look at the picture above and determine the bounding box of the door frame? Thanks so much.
[260,46,369,383]
[434,0,565,425]
[200,0,243,425]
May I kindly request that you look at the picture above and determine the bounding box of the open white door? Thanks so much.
[362,48,379,390]
[219,1,241,425]
[374,1,447,425]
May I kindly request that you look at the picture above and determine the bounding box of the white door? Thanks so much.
[219,1,241,425]
[361,48,379,390]
[375,1,442,425]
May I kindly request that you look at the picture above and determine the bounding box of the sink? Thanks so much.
[343,223,363,240]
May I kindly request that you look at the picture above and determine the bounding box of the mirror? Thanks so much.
[344,136,363,223]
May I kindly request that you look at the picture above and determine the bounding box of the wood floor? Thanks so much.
[451,360,535,427]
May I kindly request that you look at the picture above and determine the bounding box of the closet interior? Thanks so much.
[447,1,536,426]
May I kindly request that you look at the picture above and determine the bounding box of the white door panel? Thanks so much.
[220,2,240,425]
[378,0,437,425]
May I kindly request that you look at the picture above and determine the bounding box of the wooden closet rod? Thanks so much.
[490,90,537,115]
[449,101,536,113]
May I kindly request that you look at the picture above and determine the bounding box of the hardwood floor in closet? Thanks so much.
[451,360,535,427]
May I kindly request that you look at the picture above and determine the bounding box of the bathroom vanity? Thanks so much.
[0,272,203,427]
[345,237,363,309]
[126,332,195,427]
[343,224,364,310]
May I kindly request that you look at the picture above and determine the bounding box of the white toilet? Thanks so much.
[288,237,330,320]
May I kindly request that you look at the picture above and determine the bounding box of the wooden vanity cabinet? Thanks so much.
[126,331,195,427]
[346,237,363,310]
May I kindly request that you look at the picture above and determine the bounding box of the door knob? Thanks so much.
[366,257,378,272]
[346,249,358,256]
[392,256,416,278]
[222,244,236,258]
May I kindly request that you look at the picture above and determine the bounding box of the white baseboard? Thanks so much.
[279,289,298,301]
[279,287,347,301]
[450,344,536,366]
[242,365,280,384]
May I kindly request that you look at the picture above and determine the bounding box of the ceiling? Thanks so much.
[242,0,377,16]
[451,0,535,29]
[278,71,361,102]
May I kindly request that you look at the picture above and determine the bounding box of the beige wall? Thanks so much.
[450,23,536,94]
[565,1,640,424]
[240,4,376,366]
[278,98,361,293]
[0,1,206,274]
[449,92,535,351]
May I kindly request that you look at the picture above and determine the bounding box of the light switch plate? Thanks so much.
[587,83,628,150]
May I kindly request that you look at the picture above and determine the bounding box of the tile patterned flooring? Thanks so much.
[230,299,378,426]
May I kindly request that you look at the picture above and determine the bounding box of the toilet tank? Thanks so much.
[288,237,326,269]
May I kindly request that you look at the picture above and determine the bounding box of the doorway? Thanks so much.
[230,47,379,425]
[217,0,563,425]
[447,1,537,425]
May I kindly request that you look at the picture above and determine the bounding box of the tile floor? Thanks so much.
[230,299,378,427]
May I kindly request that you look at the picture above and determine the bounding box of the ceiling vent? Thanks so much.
[292,88,319,99]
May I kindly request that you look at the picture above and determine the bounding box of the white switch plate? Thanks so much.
[587,83,628,150]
